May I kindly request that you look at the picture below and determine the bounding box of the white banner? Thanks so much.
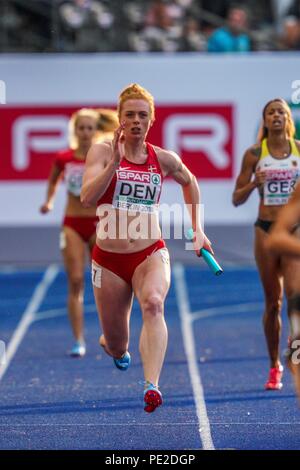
[0,53,299,225]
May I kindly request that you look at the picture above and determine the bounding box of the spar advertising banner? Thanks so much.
[0,104,233,181]
[0,53,299,225]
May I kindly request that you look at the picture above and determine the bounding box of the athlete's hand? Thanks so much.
[112,122,125,167]
[40,202,53,214]
[192,229,214,257]
[254,169,266,187]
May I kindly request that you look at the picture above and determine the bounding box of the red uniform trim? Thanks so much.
[63,216,98,243]
[92,239,166,285]
[97,142,163,207]
[55,149,85,170]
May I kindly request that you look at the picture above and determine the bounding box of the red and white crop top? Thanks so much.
[55,149,86,197]
[97,143,163,213]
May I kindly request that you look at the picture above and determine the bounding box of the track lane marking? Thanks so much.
[173,263,215,450]
[0,265,59,382]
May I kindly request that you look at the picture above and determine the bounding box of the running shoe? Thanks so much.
[70,341,86,358]
[113,351,131,371]
[144,382,162,413]
[265,365,283,390]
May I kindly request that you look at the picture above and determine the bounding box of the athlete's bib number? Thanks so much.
[263,169,299,205]
[112,170,161,213]
[65,163,85,197]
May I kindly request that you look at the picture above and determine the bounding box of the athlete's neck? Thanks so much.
[267,132,289,147]
[267,132,290,157]
[124,140,147,162]
[75,144,90,159]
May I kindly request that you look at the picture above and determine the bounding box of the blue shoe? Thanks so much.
[113,351,131,371]
[144,382,162,413]
[70,341,86,358]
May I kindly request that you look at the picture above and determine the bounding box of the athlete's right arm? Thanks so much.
[232,146,261,207]
[81,123,125,207]
[40,163,63,214]
[80,143,116,208]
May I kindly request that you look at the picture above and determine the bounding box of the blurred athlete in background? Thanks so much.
[232,98,300,391]
[40,107,118,357]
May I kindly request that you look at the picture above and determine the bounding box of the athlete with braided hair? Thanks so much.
[233,98,300,391]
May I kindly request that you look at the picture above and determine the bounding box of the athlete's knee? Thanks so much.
[288,294,300,315]
[142,293,164,318]
[69,276,84,296]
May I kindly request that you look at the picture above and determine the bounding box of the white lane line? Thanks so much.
[0,264,59,382]
[33,304,96,322]
[191,302,263,321]
[173,263,215,450]
[0,422,298,427]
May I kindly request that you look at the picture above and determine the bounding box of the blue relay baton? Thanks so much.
[187,228,224,276]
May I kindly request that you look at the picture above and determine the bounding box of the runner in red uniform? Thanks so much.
[81,84,212,412]
[40,108,118,357]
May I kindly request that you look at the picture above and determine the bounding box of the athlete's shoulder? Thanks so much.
[150,145,183,177]
[99,137,113,146]
[54,148,74,168]
[56,148,74,159]
[150,144,179,160]
[88,141,112,158]
[294,139,300,152]
[246,143,262,159]
[85,141,112,169]
[152,145,180,165]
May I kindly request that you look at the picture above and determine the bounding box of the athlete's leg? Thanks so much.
[281,253,300,399]
[282,225,300,340]
[132,248,171,388]
[61,226,86,344]
[92,262,134,359]
[255,227,283,369]
[88,232,97,258]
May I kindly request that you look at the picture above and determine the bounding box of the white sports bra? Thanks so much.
[256,138,300,206]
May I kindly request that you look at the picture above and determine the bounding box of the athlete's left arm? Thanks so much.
[266,182,300,256]
[158,149,213,255]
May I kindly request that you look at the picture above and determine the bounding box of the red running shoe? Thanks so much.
[144,383,162,413]
[265,365,283,390]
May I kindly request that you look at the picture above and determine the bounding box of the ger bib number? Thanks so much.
[263,169,299,206]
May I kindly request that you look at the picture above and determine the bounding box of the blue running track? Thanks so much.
[0,264,299,450]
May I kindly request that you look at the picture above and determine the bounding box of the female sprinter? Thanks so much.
[266,181,300,401]
[81,83,212,412]
[232,98,300,390]
[40,108,118,357]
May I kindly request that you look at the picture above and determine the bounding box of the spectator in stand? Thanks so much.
[59,0,114,52]
[198,0,230,32]
[179,17,207,51]
[277,16,300,50]
[129,0,183,52]
[207,4,251,52]
[287,0,300,18]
